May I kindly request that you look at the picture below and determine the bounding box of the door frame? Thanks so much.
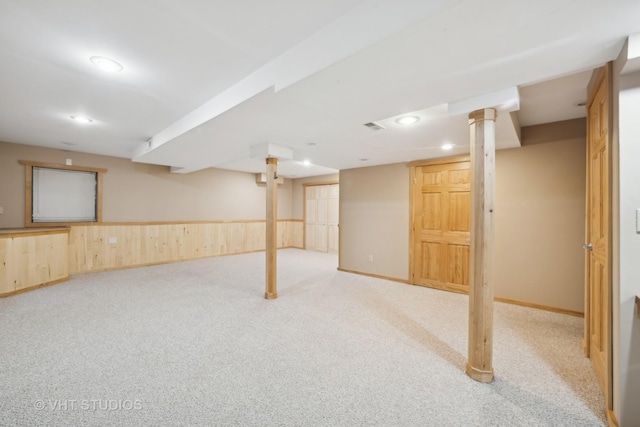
[408,155,470,288]
[302,180,339,251]
[584,63,614,417]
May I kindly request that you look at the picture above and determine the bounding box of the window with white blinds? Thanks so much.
[32,167,98,223]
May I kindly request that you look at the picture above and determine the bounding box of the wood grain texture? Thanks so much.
[0,231,69,296]
[411,158,470,293]
[466,108,497,383]
[68,220,303,274]
[305,184,339,254]
[265,158,278,299]
[585,64,612,407]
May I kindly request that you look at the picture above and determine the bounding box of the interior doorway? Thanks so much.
[304,183,339,254]
[584,64,613,412]
[410,156,471,294]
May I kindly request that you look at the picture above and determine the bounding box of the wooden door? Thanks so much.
[327,184,339,254]
[585,65,611,397]
[305,184,339,254]
[411,157,471,293]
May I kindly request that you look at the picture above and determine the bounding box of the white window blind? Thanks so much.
[32,167,98,222]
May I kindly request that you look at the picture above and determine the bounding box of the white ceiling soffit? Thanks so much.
[132,0,461,162]
[132,0,640,176]
[517,70,592,127]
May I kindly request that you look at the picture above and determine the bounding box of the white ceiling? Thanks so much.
[1,0,639,178]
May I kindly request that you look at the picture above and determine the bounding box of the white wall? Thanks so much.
[616,69,640,426]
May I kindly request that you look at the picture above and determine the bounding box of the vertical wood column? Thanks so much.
[265,157,278,299]
[466,108,497,383]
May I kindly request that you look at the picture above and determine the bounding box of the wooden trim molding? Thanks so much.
[407,155,470,168]
[0,227,70,238]
[87,219,303,226]
[18,160,107,174]
[337,267,410,284]
[635,295,640,318]
[493,297,584,318]
[0,277,69,298]
[302,180,339,187]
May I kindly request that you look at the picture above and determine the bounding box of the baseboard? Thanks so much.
[336,267,410,284]
[494,297,584,317]
[72,246,303,276]
[0,276,70,298]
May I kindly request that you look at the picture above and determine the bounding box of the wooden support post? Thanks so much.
[466,108,497,383]
[265,157,278,299]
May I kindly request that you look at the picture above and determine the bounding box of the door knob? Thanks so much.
[583,243,593,250]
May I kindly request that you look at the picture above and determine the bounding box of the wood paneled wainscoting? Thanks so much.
[0,228,70,297]
[0,221,303,295]
[69,220,304,274]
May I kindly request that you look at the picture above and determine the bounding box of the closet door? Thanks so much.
[305,184,339,253]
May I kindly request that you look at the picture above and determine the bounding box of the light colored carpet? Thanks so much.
[0,249,605,426]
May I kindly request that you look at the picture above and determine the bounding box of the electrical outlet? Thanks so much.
[368,254,374,262]
[108,237,117,244]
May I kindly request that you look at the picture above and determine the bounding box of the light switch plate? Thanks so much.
[637,209,640,233]
[0,206,3,215]
[108,237,117,244]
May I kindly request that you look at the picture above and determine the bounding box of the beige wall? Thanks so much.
[0,141,293,228]
[339,163,410,280]
[291,173,339,220]
[338,138,586,313]
[494,138,585,312]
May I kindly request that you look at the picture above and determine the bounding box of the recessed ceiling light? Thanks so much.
[90,56,123,72]
[395,115,420,125]
[359,158,369,162]
[441,143,454,151]
[302,160,311,166]
[307,142,317,146]
[70,116,93,124]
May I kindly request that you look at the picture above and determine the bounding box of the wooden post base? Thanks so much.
[264,292,278,300]
[466,363,494,383]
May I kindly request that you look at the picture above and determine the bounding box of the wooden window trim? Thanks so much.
[19,160,107,228]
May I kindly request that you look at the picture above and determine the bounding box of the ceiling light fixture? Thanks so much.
[70,116,93,124]
[302,160,311,166]
[90,56,124,72]
[441,143,454,151]
[395,115,420,125]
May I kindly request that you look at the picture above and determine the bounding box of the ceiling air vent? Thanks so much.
[363,121,386,131]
